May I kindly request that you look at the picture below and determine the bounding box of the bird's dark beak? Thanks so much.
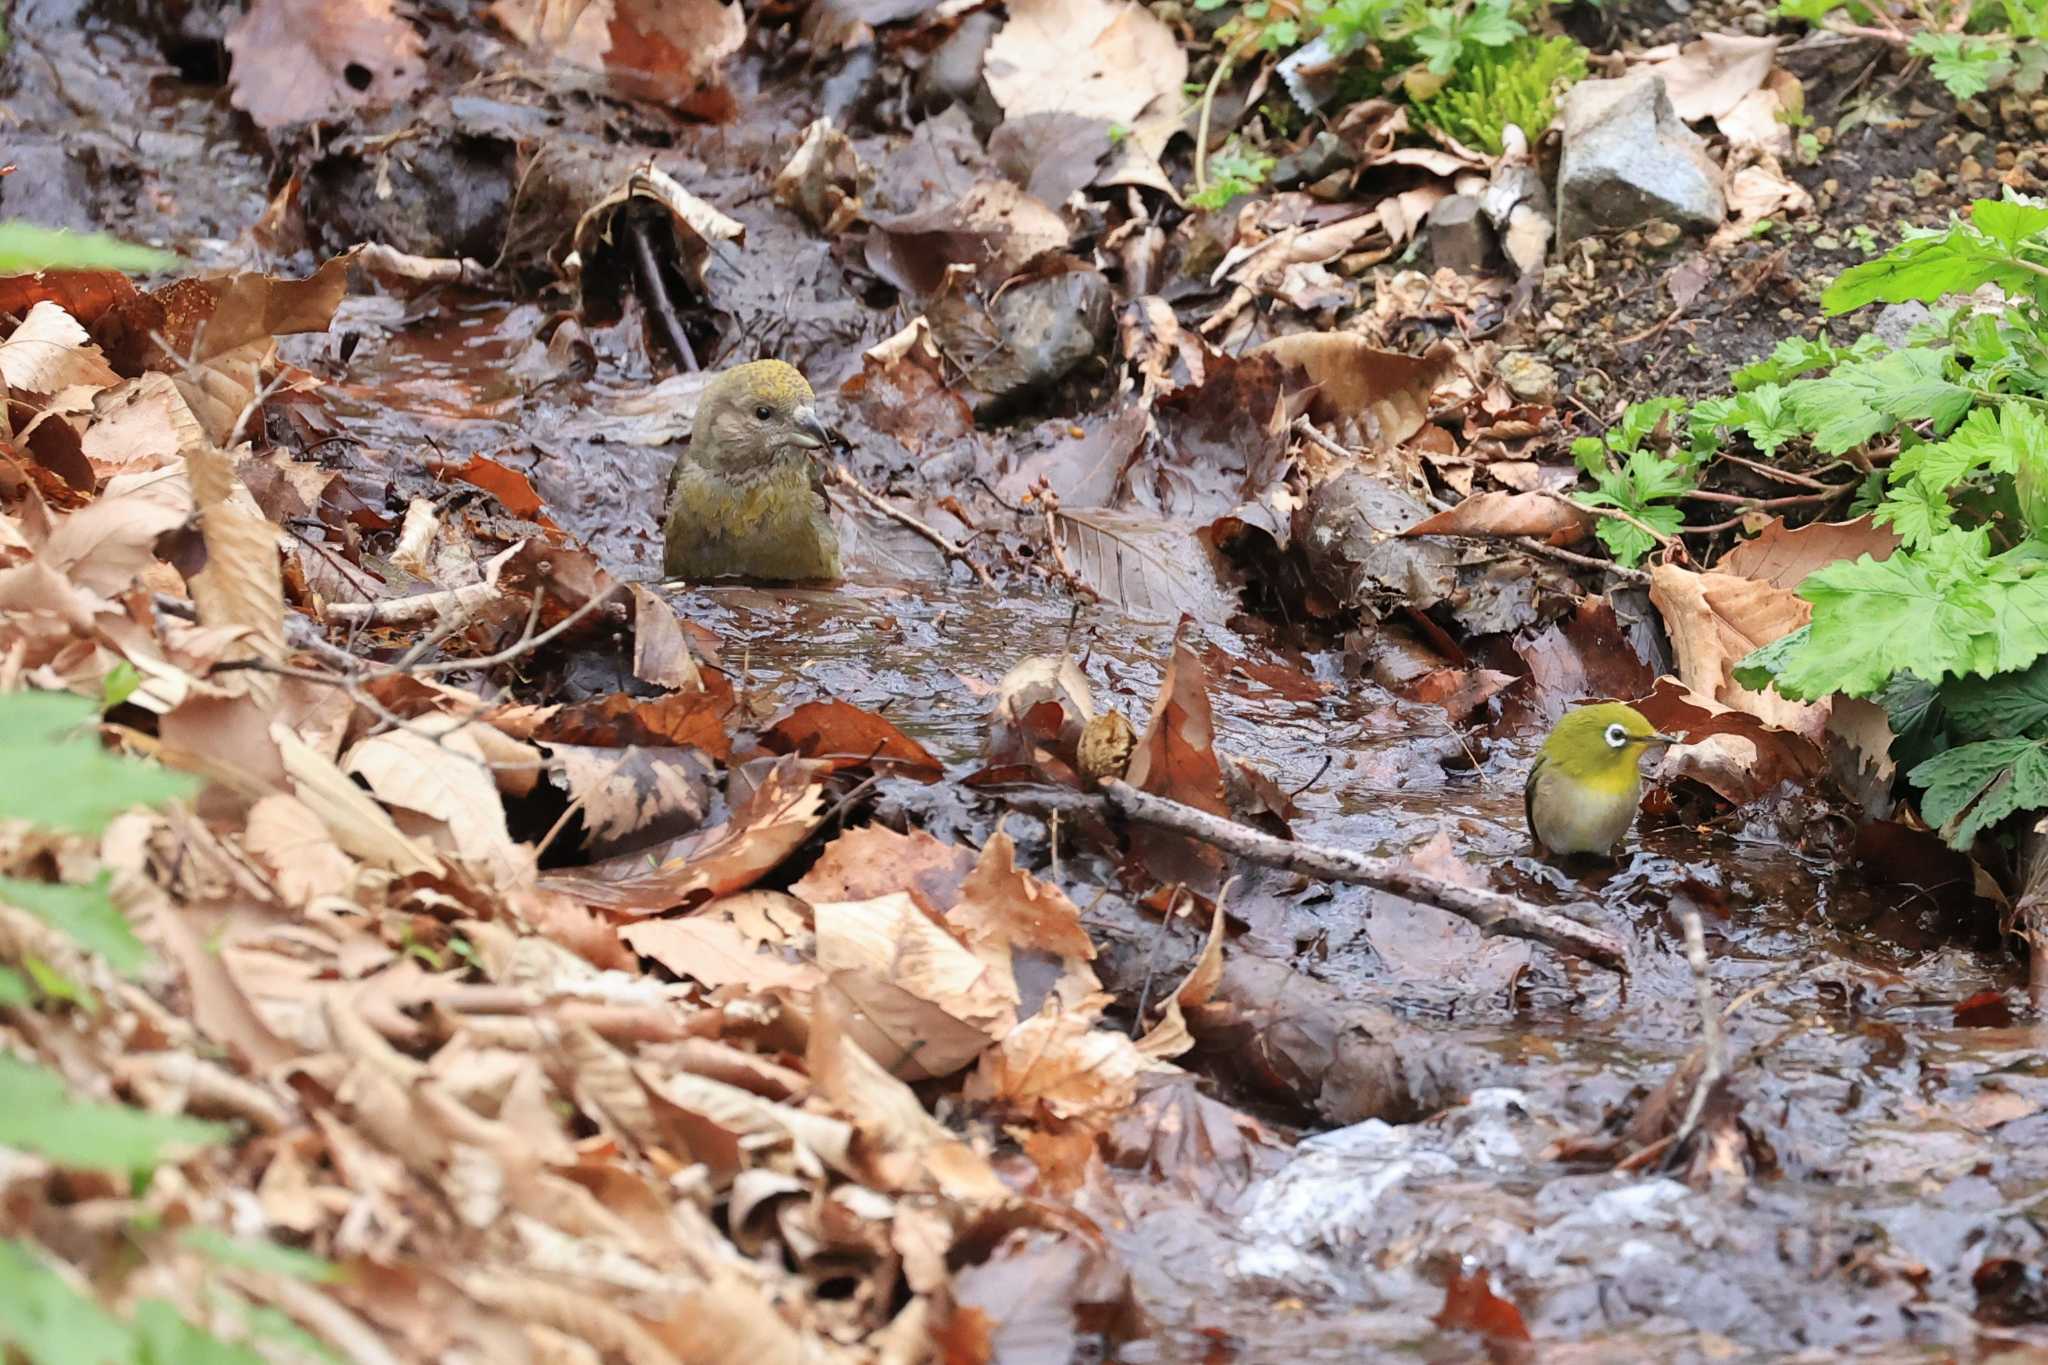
[1644,732,1681,747]
[789,404,832,452]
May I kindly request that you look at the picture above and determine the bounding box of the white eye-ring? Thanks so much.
[1604,722,1628,748]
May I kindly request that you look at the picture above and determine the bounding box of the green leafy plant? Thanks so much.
[1570,397,1695,565]
[1724,194,2048,849]
[1189,140,1278,209]
[0,691,329,1363]
[1777,0,2048,101]
[1411,33,1585,153]
[0,222,177,274]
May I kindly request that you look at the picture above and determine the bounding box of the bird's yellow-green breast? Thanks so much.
[660,360,842,583]
[1524,702,1672,857]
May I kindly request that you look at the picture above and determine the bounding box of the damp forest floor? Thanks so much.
[7,0,2048,1361]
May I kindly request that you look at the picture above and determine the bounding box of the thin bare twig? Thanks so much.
[1516,535,1652,584]
[323,582,500,628]
[627,217,698,373]
[1291,415,1357,463]
[829,462,995,588]
[1098,778,1628,970]
[1711,451,1834,491]
[412,586,622,678]
[1666,907,1728,1162]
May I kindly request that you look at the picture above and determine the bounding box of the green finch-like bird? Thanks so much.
[1524,702,1676,858]
[662,360,843,583]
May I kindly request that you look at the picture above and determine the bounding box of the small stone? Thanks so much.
[1998,148,2019,170]
[1961,156,1985,181]
[1813,234,1840,249]
[1958,130,1986,155]
[1642,219,1682,248]
[1498,352,1558,404]
[1555,72,1727,244]
[1910,167,1946,196]
[1873,300,1933,347]
[1574,371,1609,405]
[1270,132,1354,189]
[1958,97,1993,127]
[1426,194,1500,275]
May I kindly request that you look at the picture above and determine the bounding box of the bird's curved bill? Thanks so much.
[790,404,834,451]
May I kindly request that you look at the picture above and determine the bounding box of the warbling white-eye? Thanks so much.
[1524,702,1676,858]
[662,360,842,583]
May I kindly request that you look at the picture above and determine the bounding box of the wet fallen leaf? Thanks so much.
[982,0,1186,170]
[791,824,977,914]
[1712,515,1899,591]
[225,0,424,127]
[1403,489,1594,544]
[1125,632,1232,897]
[1648,561,1822,741]
[760,698,944,782]
[1253,333,1457,452]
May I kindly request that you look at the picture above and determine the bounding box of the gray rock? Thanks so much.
[1270,132,1353,189]
[1556,73,1725,244]
[932,266,1113,416]
[1872,301,1934,348]
[1427,194,1499,275]
[1498,352,1558,404]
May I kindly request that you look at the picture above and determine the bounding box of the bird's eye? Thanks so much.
[1604,723,1628,748]
[754,404,773,421]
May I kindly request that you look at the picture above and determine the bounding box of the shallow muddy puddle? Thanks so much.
[678,579,2045,1358]
[304,286,2048,1357]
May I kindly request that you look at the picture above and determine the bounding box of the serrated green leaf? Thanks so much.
[0,874,145,974]
[1733,383,1802,453]
[1908,736,2048,846]
[1823,222,2032,314]
[1785,373,1888,453]
[0,1055,227,1177]
[0,690,197,834]
[179,1229,339,1284]
[1945,654,2048,738]
[0,222,179,275]
[1910,32,2011,100]
[1768,529,2048,699]
[1874,476,1957,547]
[1880,671,1946,770]
[1733,624,1809,690]
[1890,403,2029,495]
[0,1238,136,1365]
[1973,195,2048,248]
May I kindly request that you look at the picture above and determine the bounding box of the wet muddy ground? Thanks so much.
[17,0,2048,1356]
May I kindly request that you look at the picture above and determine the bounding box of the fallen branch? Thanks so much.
[322,581,500,628]
[1666,906,1728,1160]
[626,216,698,373]
[829,462,995,588]
[1097,778,1629,970]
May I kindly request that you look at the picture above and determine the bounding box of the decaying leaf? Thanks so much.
[1253,334,1458,451]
